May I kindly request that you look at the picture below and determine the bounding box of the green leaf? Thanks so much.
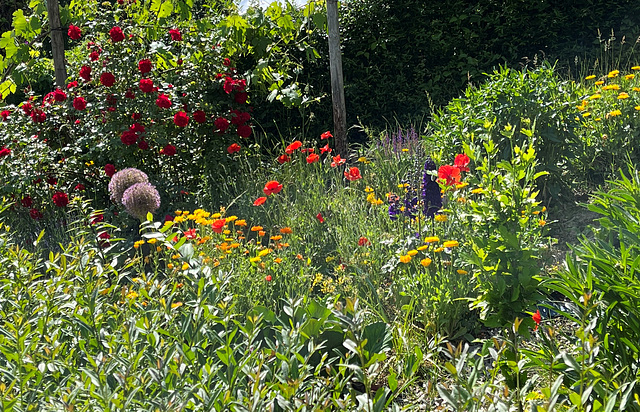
[12,10,28,37]
[158,0,173,18]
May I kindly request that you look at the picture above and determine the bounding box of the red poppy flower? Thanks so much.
[306,153,320,164]
[184,228,197,239]
[316,213,324,223]
[344,167,362,181]
[211,219,226,233]
[227,143,241,154]
[100,72,115,87]
[301,148,315,154]
[438,164,461,186]
[285,140,302,154]
[331,155,346,167]
[358,236,371,246]
[138,59,152,74]
[277,154,290,164]
[320,144,332,154]
[253,196,267,206]
[67,24,82,40]
[263,180,283,196]
[320,131,333,140]
[454,153,470,172]
[173,111,189,127]
[265,275,272,282]
[532,309,542,331]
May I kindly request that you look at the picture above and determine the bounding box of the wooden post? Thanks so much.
[326,0,347,157]
[46,0,67,88]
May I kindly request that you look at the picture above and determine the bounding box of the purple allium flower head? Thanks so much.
[108,168,149,205]
[422,157,442,218]
[121,182,160,220]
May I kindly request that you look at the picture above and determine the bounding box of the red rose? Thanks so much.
[263,180,283,196]
[237,124,252,138]
[169,28,182,41]
[223,76,234,94]
[227,143,241,154]
[30,208,43,220]
[234,79,246,92]
[137,139,149,150]
[139,78,154,93]
[344,167,362,181]
[73,97,87,111]
[109,26,125,42]
[1,110,10,121]
[21,196,32,208]
[89,50,100,61]
[155,94,172,109]
[0,147,11,157]
[52,192,69,207]
[193,110,206,124]
[120,130,137,145]
[306,153,320,164]
[100,72,115,87]
[31,109,46,123]
[214,117,229,132]
[285,141,302,154]
[277,154,290,164]
[125,89,135,99]
[138,59,152,74]
[68,24,82,40]
[160,144,176,156]
[234,92,248,104]
[173,111,189,127]
[46,176,57,185]
[52,88,67,102]
[223,58,231,66]
[21,102,33,115]
[79,65,91,81]
[66,81,78,90]
[132,112,141,120]
[230,110,250,125]
[130,123,145,133]
[75,183,85,191]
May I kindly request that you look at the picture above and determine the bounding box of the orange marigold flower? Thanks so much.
[279,227,293,234]
[251,226,263,231]
[270,235,282,241]
[258,230,266,236]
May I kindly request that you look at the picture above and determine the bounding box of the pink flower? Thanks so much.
[109,26,125,42]
[67,24,82,40]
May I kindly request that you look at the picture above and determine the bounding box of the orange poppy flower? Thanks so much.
[285,140,302,154]
[344,167,362,181]
[253,196,267,206]
[306,153,320,164]
[211,219,226,233]
[263,180,283,196]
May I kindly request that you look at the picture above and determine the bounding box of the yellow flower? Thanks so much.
[126,291,139,299]
[251,226,263,232]
[175,210,183,215]
[538,219,547,226]
[365,186,374,193]
[225,215,238,222]
[156,246,162,252]
[212,213,221,218]
[602,84,620,91]
[249,256,261,263]
[424,236,440,243]
[357,156,369,164]
[171,302,183,309]
[634,87,640,92]
[223,229,231,235]
[167,263,174,269]
[607,70,620,78]
[134,240,145,249]
[582,112,591,117]
[399,255,411,263]
[443,240,459,248]
[595,81,604,86]
[585,75,596,80]
[607,109,622,117]
[455,182,469,189]
[270,235,282,241]
[595,117,602,121]
[181,262,189,270]
[147,238,157,244]
[235,219,247,227]
[589,94,601,100]
[407,250,418,256]
[457,269,468,275]
[174,216,185,223]
[258,248,271,257]
[402,148,409,152]
[434,247,444,253]
[618,92,630,99]
[625,74,635,80]
[471,187,484,194]
[420,258,432,267]
[632,66,640,70]
[417,245,428,251]
[397,183,409,189]
[434,214,447,222]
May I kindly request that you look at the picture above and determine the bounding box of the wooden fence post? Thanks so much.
[46,0,67,88]
[326,0,347,156]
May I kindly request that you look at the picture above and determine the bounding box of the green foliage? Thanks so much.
[460,127,551,328]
